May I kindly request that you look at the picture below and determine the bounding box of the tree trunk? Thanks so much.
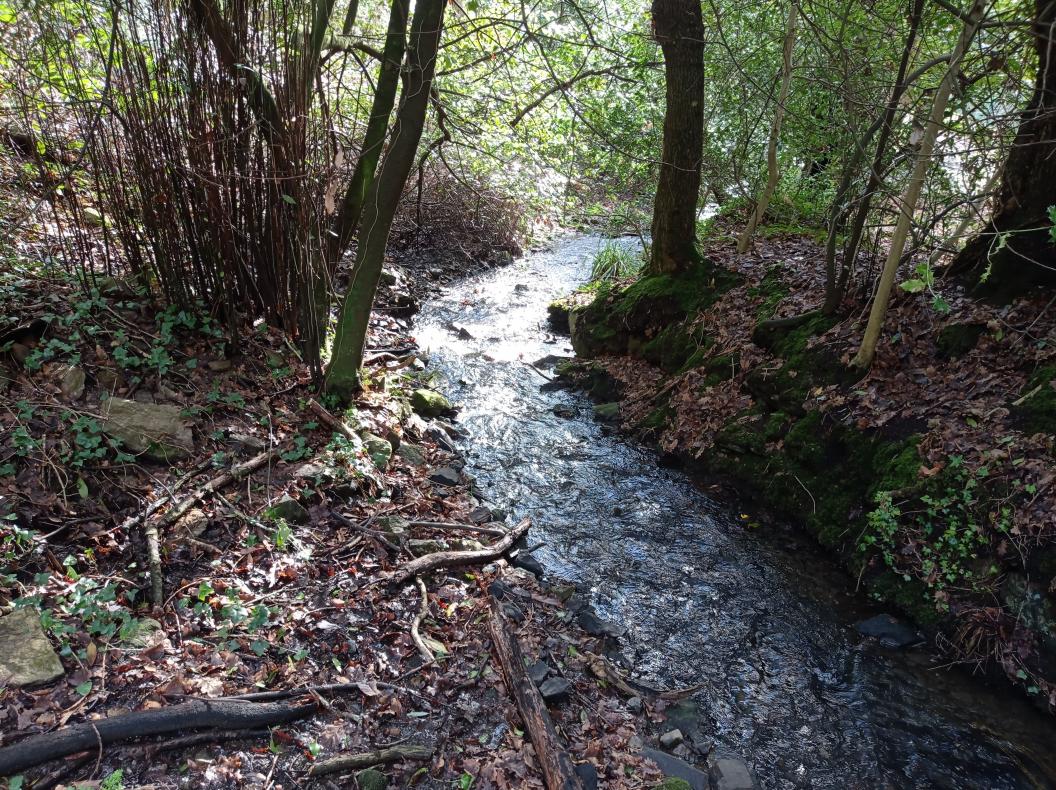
[328,0,411,262]
[851,0,988,370]
[325,0,446,396]
[822,0,924,314]
[737,1,798,254]
[646,0,705,275]
[947,0,1056,296]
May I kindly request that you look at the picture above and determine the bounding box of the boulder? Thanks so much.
[0,608,64,687]
[709,757,759,790]
[100,397,193,462]
[411,388,453,418]
[641,748,708,790]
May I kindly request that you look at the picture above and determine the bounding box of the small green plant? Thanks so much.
[589,241,642,283]
[280,435,312,462]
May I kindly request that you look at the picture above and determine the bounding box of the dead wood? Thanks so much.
[488,595,583,790]
[307,743,434,777]
[0,699,316,777]
[386,517,531,586]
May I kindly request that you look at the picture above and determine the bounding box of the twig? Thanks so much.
[408,520,508,537]
[308,398,356,440]
[386,518,532,587]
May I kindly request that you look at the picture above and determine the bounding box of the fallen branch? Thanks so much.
[387,518,531,586]
[488,596,583,790]
[308,743,433,777]
[411,577,436,664]
[308,398,356,441]
[408,520,508,538]
[0,699,316,777]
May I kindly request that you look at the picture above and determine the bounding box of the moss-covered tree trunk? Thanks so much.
[947,0,1056,297]
[325,0,446,396]
[646,0,705,275]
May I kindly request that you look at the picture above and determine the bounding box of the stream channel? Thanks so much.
[413,234,1056,789]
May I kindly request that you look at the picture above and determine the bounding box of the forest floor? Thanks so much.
[561,216,1056,711]
[0,157,676,789]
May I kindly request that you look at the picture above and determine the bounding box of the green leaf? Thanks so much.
[281,194,298,206]
[77,477,89,500]
[899,278,926,294]
[76,680,93,696]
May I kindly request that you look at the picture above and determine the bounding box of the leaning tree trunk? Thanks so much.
[737,0,798,254]
[947,0,1056,296]
[325,0,446,396]
[851,0,988,370]
[646,0,705,275]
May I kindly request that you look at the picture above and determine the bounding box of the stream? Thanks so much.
[414,234,1056,789]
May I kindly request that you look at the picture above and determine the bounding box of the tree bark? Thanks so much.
[326,0,447,395]
[737,1,798,254]
[851,0,988,369]
[947,0,1056,295]
[646,0,706,275]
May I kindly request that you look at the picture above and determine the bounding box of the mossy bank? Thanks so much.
[554,261,1056,710]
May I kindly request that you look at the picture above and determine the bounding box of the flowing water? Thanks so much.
[414,234,1056,789]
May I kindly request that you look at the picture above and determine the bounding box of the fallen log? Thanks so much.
[0,699,315,777]
[488,596,583,790]
[386,518,531,586]
[307,743,433,777]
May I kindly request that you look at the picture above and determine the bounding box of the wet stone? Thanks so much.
[411,388,452,417]
[627,696,643,713]
[576,608,624,638]
[528,660,551,685]
[574,762,599,790]
[856,614,924,649]
[538,676,572,702]
[709,757,760,790]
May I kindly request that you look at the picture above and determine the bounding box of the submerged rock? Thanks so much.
[100,397,194,462]
[411,388,453,417]
[709,757,760,790]
[576,608,624,638]
[0,608,64,687]
[659,728,685,750]
[855,614,924,649]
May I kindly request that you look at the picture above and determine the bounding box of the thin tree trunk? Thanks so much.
[646,0,706,275]
[851,0,988,369]
[325,0,446,396]
[822,0,924,313]
[736,1,798,254]
[329,0,410,262]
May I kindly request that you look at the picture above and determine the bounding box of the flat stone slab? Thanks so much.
[101,397,193,462]
[641,748,708,790]
[709,757,760,790]
[0,608,64,687]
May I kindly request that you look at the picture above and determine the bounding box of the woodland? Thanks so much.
[1,0,1055,787]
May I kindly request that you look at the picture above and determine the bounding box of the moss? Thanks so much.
[1010,364,1056,435]
[936,322,986,359]
[867,569,943,627]
[641,323,712,373]
[748,266,789,321]
[657,780,692,790]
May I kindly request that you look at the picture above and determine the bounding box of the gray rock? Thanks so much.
[428,466,461,487]
[468,505,492,524]
[576,609,624,638]
[0,608,64,687]
[659,729,684,750]
[264,496,309,524]
[512,550,545,577]
[396,442,426,466]
[574,762,598,790]
[663,699,703,743]
[207,358,233,372]
[856,614,924,649]
[58,365,85,400]
[228,432,266,452]
[528,660,551,685]
[592,402,620,422]
[361,432,393,469]
[641,748,708,790]
[425,424,457,453]
[411,388,452,417]
[627,696,643,713]
[120,617,164,648]
[552,404,577,418]
[709,757,759,790]
[356,768,388,790]
[538,676,572,702]
[100,397,194,462]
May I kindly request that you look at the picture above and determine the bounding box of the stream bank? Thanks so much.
[416,232,1056,789]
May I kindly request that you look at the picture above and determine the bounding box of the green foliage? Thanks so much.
[589,240,642,283]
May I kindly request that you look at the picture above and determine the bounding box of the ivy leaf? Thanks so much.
[899,279,926,294]
[75,680,93,696]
